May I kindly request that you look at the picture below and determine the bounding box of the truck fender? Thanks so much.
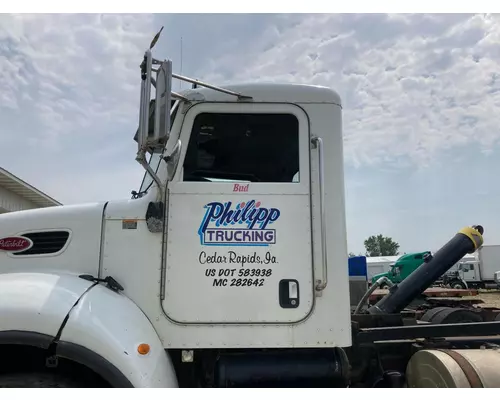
[0,272,96,340]
[58,283,179,388]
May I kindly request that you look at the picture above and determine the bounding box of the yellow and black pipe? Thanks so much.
[367,225,484,315]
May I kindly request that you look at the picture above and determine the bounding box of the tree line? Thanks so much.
[349,234,400,258]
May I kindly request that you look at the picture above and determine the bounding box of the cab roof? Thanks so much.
[179,82,342,106]
[133,82,342,145]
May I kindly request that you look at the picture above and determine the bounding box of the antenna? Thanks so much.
[149,26,164,50]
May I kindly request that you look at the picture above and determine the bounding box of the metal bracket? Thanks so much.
[181,350,194,363]
[45,355,59,368]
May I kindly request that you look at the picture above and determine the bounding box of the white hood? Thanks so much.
[0,202,107,277]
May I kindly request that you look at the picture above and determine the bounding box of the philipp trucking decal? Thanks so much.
[196,200,280,288]
[198,200,280,247]
[0,236,33,253]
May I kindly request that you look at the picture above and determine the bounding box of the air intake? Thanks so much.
[12,231,70,256]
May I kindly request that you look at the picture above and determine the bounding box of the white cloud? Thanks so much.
[1,14,154,146]
[0,13,155,203]
[2,13,500,212]
[198,13,500,169]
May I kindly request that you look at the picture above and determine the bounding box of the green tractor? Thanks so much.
[371,251,432,289]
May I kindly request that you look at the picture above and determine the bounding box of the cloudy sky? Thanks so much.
[1,13,500,254]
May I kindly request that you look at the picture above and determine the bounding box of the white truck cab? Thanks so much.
[0,33,352,388]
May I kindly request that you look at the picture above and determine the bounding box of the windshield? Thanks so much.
[134,100,180,197]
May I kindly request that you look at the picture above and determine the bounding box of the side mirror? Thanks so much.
[138,50,173,153]
[164,139,182,180]
[154,59,173,144]
[494,271,500,286]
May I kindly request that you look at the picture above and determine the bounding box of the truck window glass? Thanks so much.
[182,113,299,183]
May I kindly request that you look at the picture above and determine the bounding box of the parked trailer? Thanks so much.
[1,29,500,388]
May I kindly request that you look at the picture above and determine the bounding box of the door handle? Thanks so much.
[279,279,300,308]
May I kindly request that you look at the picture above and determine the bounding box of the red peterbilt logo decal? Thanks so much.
[0,236,33,252]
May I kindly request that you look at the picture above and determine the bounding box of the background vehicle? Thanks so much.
[450,245,500,289]
[365,255,399,280]
[441,269,469,290]
[370,251,430,288]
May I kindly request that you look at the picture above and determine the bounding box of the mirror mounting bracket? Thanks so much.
[134,27,251,202]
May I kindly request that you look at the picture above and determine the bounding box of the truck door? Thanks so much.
[162,102,314,324]
[465,262,479,282]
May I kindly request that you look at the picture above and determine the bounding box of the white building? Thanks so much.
[0,167,61,214]
[366,255,400,280]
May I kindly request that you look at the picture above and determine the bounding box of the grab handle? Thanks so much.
[311,136,328,292]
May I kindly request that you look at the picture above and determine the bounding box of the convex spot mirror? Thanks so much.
[164,139,182,180]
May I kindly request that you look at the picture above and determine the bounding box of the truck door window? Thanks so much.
[182,113,299,183]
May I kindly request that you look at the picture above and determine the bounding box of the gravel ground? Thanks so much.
[475,290,500,308]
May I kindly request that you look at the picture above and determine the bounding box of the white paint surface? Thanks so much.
[0,272,94,336]
[60,284,179,388]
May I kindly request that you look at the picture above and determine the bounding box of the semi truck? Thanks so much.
[1,30,500,388]
[371,251,431,288]
[450,245,500,289]
[365,255,399,280]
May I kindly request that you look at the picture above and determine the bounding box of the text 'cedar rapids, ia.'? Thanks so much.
[199,251,278,287]
[198,200,281,246]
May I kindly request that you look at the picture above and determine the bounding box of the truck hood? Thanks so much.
[0,202,107,276]
[371,272,390,283]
